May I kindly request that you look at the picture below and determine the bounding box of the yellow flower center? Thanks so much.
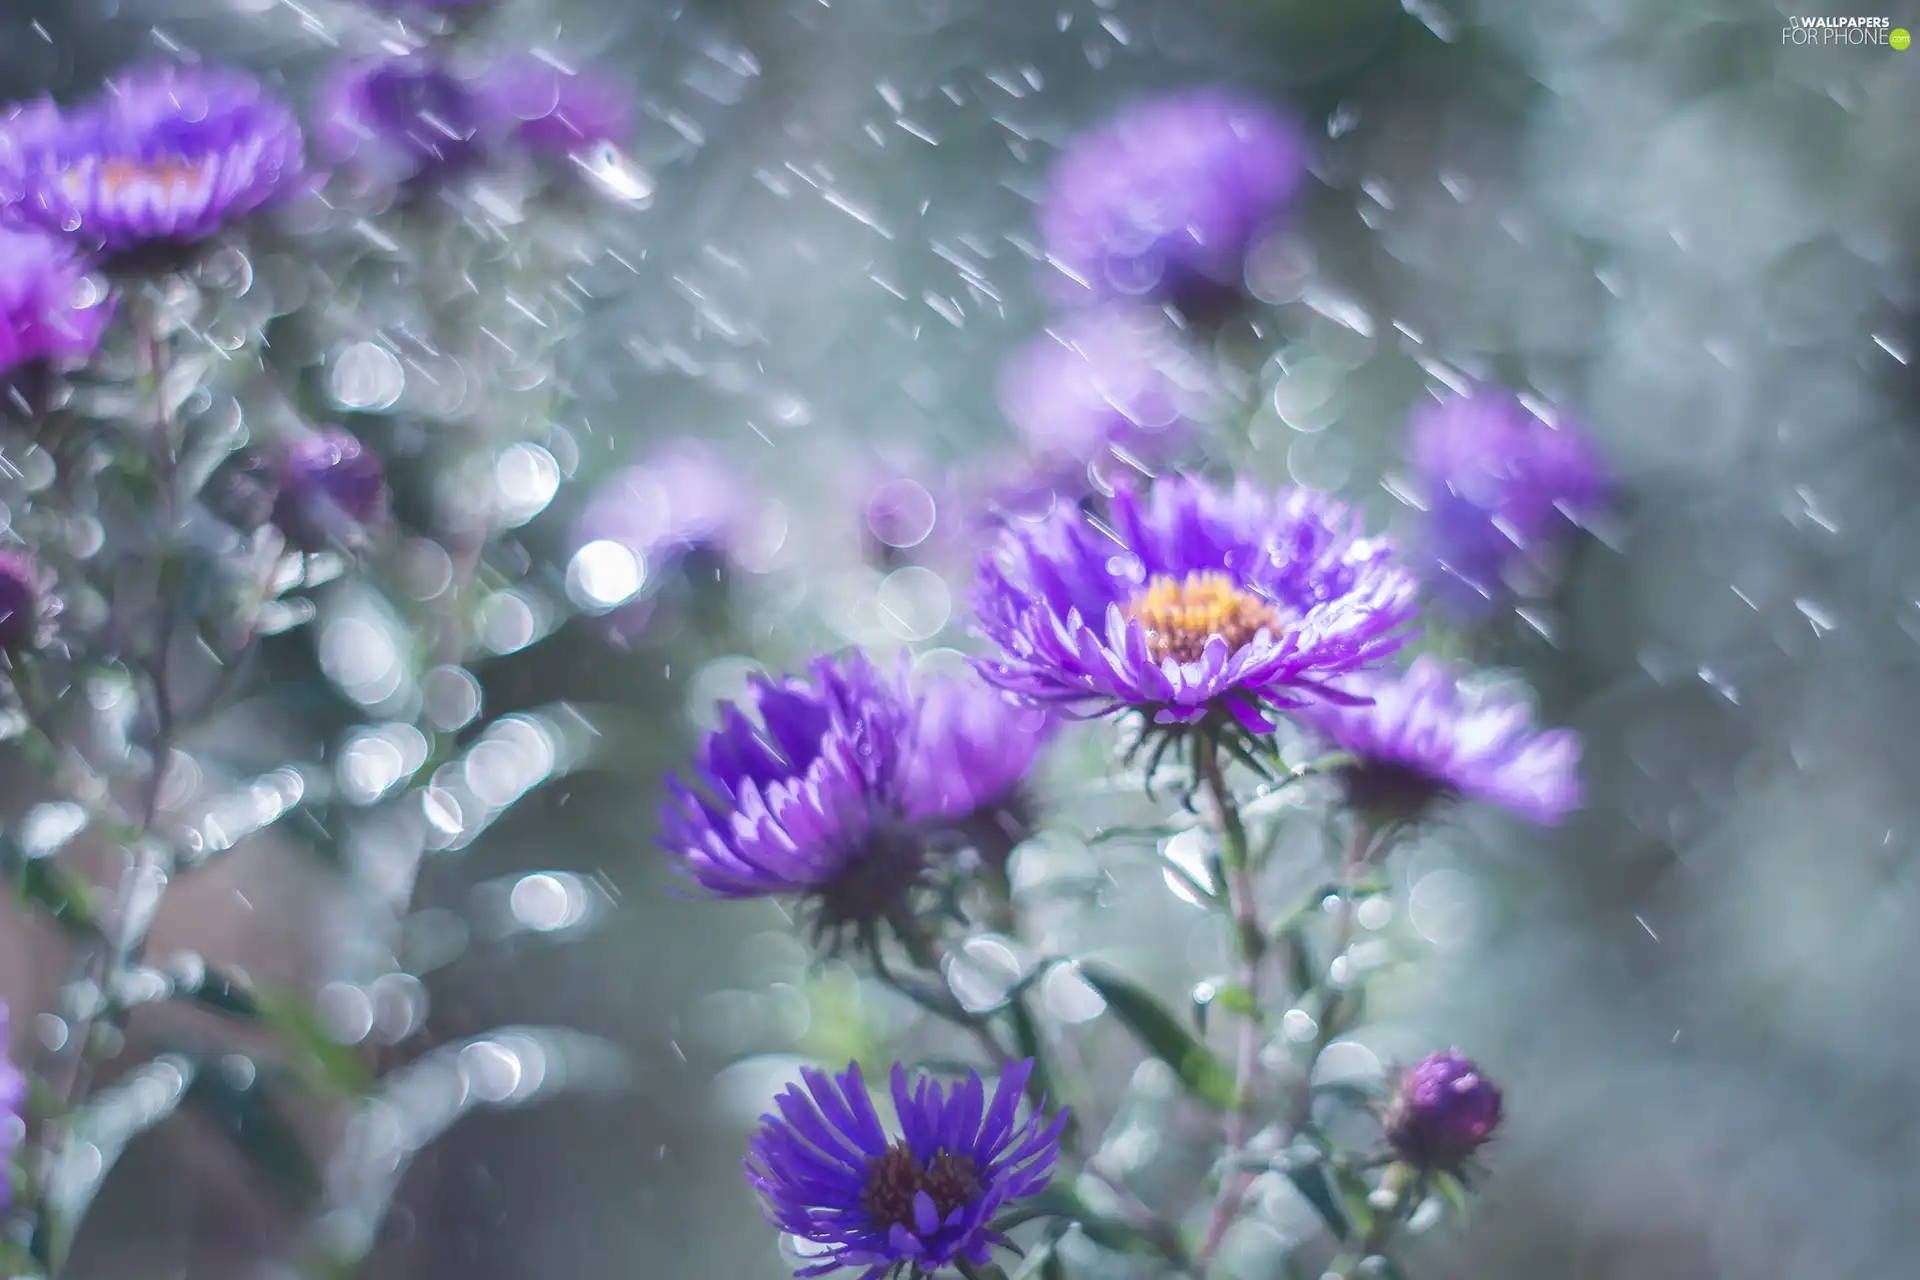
[66,157,211,200]
[1123,571,1286,664]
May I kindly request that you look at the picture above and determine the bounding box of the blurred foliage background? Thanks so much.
[5,0,1920,1276]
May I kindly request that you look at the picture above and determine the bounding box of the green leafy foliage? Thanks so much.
[1077,964,1238,1109]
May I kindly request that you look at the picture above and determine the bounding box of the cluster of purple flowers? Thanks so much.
[319,52,629,189]
[653,89,1605,1275]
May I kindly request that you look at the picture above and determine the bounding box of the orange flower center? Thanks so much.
[1123,571,1286,664]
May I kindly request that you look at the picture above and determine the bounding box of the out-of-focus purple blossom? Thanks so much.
[0,64,304,252]
[1408,385,1606,610]
[1385,1050,1503,1171]
[746,1059,1065,1280]
[0,550,53,650]
[480,54,630,156]
[0,1005,23,1206]
[901,667,1055,869]
[997,307,1212,472]
[1296,656,1582,826]
[317,57,483,188]
[0,226,112,374]
[272,428,388,552]
[972,475,1417,733]
[1039,90,1308,308]
[659,653,928,946]
[576,441,756,577]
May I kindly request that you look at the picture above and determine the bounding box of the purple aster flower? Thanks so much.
[1039,90,1308,309]
[1295,657,1581,826]
[901,668,1055,870]
[0,550,55,650]
[272,428,388,552]
[661,653,932,946]
[1385,1050,1503,1171]
[0,64,304,252]
[0,1004,22,1206]
[997,307,1212,472]
[972,475,1417,734]
[1408,385,1605,611]
[479,54,630,156]
[746,1059,1065,1280]
[317,57,483,188]
[0,226,112,375]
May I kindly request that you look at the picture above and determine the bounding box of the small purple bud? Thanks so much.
[1385,1051,1503,1171]
[274,429,388,551]
[0,552,47,650]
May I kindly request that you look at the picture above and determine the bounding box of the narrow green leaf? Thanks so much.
[1284,1158,1349,1240]
[1010,1224,1068,1280]
[1333,1162,1375,1243]
[1077,965,1237,1110]
[157,957,262,1019]
[1004,995,1066,1137]
[186,1068,322,1208]
[1281,923,1317,1001]
[251,985,373,1098]
[1191,979,1258,1035]
[11,853,101,936]
[1433,1170,1471,1226]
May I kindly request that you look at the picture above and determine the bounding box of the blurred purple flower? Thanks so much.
[0,64,304,251]
[0,1005,22,1205]
[1040,90,1308,308]
[1296,656,1582,825]
[972,475,1417,733]
[0,550,54,650]
[997,307,1211,471]
[1385,1050,1503,1171]
[901,667,1055,870]
[746,1059,1064,1280]
[479,54,630,156]
[272,428,388,552]
[1408,385,1605,610]
[576,441,755,578]
[317,56,483,187]
[659,653,929,946]
[0,226,112,374]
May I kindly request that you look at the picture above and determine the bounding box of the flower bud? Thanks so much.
[1384,1050,1502,1170]
[273,429,389,552]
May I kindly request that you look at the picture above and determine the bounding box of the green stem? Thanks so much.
[1194,734,1264,1261]
[1287,819,1378,1135]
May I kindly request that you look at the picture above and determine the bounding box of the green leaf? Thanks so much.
[1284,1157,1349,1240]
[7,844,101,936]
[1004,995,1068,1139]
[1281,923,1317,1001]
[157,957,262,1019]
[1433,1169,1471,1226]
[186,1067,322,1209]
[1190,980,1257,1034]
[1077,965,1237,1110]
[251,984,373,1098]
[1333,1162,1376,1242]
